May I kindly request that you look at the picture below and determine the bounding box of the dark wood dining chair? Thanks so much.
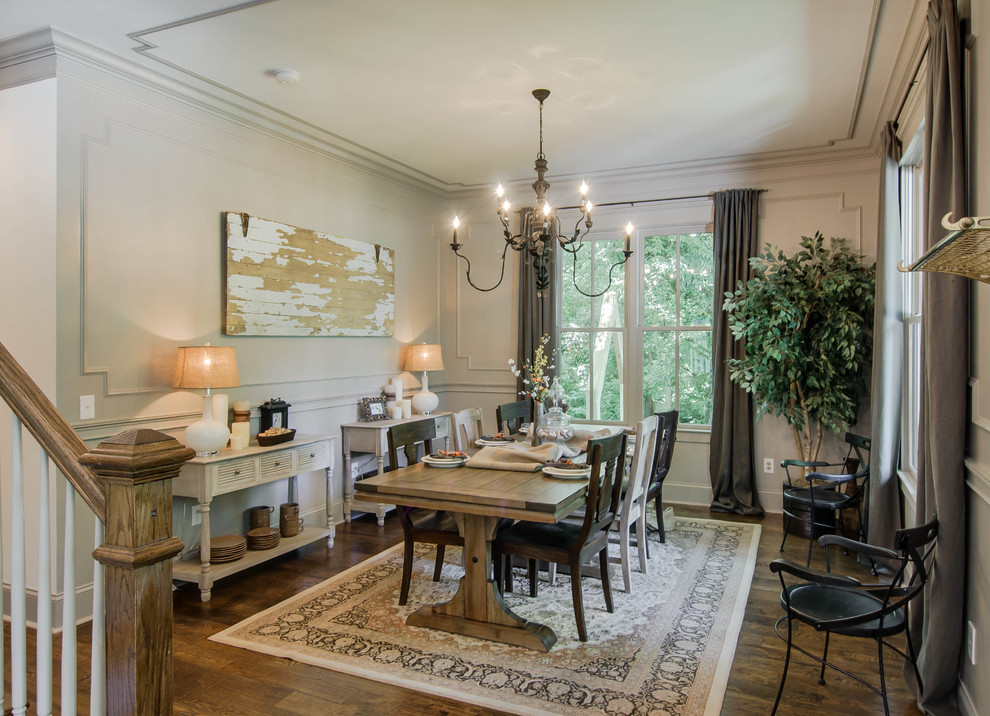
[645,409,678,548]
[492,431,628,642]
[496,399,531,435]
[387,419,463,605]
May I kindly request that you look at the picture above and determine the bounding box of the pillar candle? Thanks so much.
[401,399,412,419]
[212,394,229,426]
[231,422,250,440]
[392,378,403,402]
[390,406,404,420]
[230,434,248,450]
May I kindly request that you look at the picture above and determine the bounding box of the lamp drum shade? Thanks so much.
[406,344,443,414]
[405,344,444,373]
[173,345,240,389]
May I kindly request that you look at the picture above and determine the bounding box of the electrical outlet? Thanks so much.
[967,621,977,665]
[763,458,775,474]
[79,395,95,420]
[191,505,202,526]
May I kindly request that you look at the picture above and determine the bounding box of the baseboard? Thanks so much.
[2,582,95,631]
[958,678,978,716]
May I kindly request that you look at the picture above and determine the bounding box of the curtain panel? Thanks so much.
[517,208,559,398]
[709,188,765,516]
[866,121,905,554]
[909,1,969,713]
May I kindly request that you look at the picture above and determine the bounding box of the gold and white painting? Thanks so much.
[223,211,394,337]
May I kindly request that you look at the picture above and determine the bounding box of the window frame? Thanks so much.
[555,217,714,429]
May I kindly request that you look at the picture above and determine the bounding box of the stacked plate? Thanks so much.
[246,526,281,550]
[210,535,247,563]
[422,452,467,468]
[476,435,517,447]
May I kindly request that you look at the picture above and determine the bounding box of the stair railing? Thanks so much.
[0,339,193,715]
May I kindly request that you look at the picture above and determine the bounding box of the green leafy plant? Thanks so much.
[723,232,875,463]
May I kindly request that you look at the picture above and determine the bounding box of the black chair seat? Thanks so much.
[409,509,459,535]
[498,519,592,555]
[783,486,855,508]
[783,584,906,637]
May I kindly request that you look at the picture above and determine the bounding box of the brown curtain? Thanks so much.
[709,189,764,516]
[866,122,904,553]
[517,208,558,395]
[908,1,968,713]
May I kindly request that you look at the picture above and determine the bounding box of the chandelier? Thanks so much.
[449,89,633,298]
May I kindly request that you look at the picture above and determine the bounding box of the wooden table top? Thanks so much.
[354,462,588,524]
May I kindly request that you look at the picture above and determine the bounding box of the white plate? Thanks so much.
[542,465,591,479]
[476,438,518,447]
[422,455,466,467]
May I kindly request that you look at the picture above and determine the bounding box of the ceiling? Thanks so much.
[2,0,920,189]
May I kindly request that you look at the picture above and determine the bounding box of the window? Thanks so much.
[559,236,627,421]
[641,233,714,425]
[899,141,925,484]
[557,227,714,426]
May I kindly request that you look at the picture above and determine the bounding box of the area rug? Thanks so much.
[211,517,760,715]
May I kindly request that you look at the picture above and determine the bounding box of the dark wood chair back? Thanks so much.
[387,418,438,469]
[579,431,628,542]
[646,409,678,543]
[496,399,531,434]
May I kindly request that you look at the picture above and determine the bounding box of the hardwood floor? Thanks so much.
[168,505,926,715]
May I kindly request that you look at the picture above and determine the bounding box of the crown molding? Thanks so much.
[0,27,449,201]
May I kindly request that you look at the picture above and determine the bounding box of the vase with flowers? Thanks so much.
[508,334,560,445]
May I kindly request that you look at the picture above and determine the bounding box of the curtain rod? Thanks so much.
[556,193,712,212]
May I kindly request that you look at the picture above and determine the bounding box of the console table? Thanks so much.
[172,433,335,602]
[341,413,452,525]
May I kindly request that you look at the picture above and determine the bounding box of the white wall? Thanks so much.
[0,32,447,610]
[444,156,880,511]
[960,2,990,713]
[0,78,65,617]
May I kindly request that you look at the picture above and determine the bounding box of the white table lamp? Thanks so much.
[405,343,443,415]
[173,344,240,456]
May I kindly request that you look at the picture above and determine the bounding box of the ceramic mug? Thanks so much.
[248,505,274,530]
[280,503,304,537]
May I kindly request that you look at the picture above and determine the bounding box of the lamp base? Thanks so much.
[411,372,439,414]
[184,395,230,457]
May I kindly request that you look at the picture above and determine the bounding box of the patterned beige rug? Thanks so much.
[211,517,760,715]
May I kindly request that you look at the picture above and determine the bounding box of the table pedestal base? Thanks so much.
[405,513,557,652]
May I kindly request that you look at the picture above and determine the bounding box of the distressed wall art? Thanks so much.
[223,211,394,336]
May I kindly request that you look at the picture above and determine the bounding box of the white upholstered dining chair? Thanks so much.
[614,414,658,592]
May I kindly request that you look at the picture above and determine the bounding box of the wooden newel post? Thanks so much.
[81,429,195,716]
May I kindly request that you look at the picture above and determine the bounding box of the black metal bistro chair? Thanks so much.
[779,432,871,565]
[769,518,938,715]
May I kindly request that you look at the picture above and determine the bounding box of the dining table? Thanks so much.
[354,458,589,651]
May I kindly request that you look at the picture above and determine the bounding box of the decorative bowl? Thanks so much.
[257,428,296,446]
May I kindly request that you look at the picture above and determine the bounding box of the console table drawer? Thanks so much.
[296,441,330,472]
[260,452,293,480]
[214,459,257,492]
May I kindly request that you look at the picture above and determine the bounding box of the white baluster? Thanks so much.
[37,451,53,716]
[90,519,105,715]
[11,417,27,715]
[61,483,77,716]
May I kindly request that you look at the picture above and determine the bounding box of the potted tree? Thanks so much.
[723,232,875,464]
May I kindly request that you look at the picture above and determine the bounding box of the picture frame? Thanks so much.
[359,394,389,422]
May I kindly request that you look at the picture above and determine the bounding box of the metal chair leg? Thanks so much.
[877,636,890,716]
[771,615,793,715]
[819,631,830,684]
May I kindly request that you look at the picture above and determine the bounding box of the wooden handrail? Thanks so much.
[0,340,105,519]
